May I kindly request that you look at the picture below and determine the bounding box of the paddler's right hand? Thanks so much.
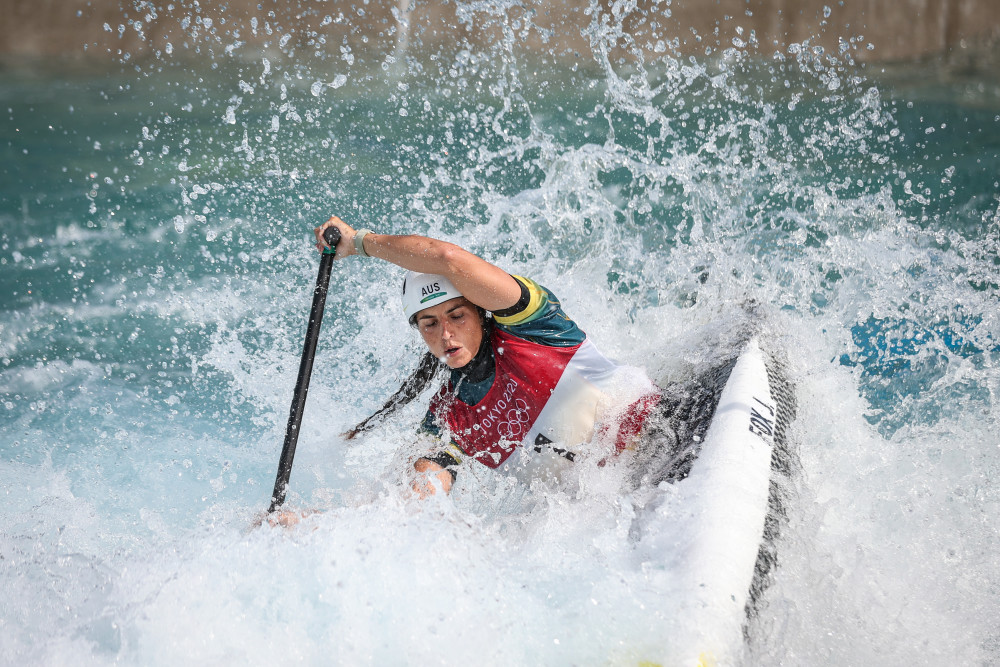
[252,508,317,529]
[313,215,355,259]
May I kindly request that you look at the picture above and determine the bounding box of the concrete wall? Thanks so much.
[1,0,999,63]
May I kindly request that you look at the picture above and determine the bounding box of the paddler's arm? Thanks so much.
[412,421,461,498]
[412,458,454,498]
[313,215,522,312]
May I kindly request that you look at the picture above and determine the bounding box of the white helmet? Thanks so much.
[401,271,464,322]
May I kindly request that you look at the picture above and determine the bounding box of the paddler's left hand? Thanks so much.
[313,215,356,259]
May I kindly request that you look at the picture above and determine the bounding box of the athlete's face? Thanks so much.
[415,297,484,369]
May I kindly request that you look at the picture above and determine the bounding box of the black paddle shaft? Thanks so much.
[268,226,341,512]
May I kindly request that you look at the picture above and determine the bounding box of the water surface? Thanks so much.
[2,4,999,664]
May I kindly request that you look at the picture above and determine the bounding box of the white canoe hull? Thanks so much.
[633,338,789,666]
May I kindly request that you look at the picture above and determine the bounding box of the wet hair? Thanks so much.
[344,304,489,439]
[343,349,444,440]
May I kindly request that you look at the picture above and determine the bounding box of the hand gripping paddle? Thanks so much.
[268,226,341,513]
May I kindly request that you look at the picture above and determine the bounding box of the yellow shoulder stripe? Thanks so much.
[493,275,545,326]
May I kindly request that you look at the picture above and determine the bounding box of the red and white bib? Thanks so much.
[429,328,658,468]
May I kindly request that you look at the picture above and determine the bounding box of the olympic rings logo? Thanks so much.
[496,398,531,439]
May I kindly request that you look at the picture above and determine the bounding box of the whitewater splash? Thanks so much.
[2,0,999,664]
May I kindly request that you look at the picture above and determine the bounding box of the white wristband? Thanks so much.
[353,228,373,257]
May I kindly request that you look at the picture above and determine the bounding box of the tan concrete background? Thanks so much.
[1,0,999,63]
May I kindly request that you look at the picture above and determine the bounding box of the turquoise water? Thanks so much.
[2,4,999,664]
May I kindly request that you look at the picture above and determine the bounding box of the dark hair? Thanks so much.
[343,304,488,439]
[343,350,445,439]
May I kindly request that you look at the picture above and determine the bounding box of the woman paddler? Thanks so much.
[316,215,660,498]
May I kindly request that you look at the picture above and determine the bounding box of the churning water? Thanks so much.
[2,2,999,665]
